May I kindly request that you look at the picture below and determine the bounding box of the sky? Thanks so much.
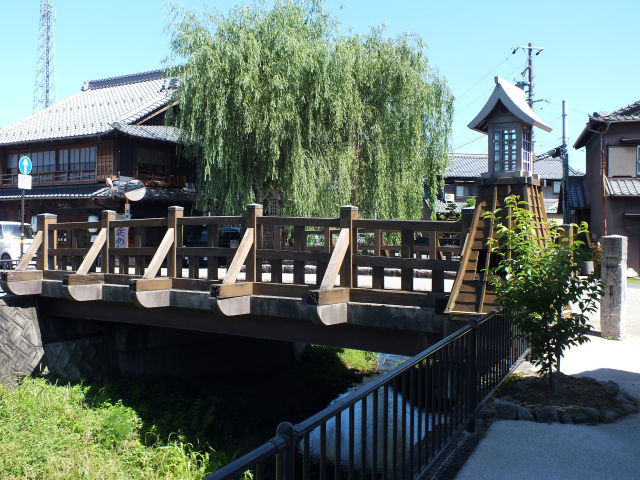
[1,0,638,173]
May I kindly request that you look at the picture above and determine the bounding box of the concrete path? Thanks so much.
[455,283,640,480]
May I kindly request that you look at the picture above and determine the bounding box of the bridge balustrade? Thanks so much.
[1,204,467,318]
[26,204,462,295]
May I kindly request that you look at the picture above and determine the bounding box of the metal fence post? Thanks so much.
[466,319,478,433]
[276,422,296,480]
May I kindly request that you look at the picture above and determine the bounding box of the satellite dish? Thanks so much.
[124,179,146,202]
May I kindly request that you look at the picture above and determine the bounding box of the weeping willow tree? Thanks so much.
[167,0,453,218]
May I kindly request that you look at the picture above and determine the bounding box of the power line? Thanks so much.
[456,54,512,100]
[453,134,486,150]
[455,60,526,114]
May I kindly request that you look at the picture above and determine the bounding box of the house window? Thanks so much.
[136,149,168,182]
[59,147,96,180]
[553,181,561,194]
[637,146,640,176]
[493,127,517,171]
[522,127,532,171]
[608,146,636,177]
[5,146,96,183]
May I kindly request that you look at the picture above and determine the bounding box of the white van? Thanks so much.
[0,222,34,269]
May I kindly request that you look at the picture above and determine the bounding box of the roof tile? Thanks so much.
[0,70,177,146]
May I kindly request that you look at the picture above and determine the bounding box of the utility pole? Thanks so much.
[513,43,545,157]
[33,0,57,112]
[513,43,545,108]
[562,100,569,224]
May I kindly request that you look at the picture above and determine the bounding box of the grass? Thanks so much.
[627,277,640,284]
[337,348,379,373]
[0,345,377,479]
[0,378,222,480]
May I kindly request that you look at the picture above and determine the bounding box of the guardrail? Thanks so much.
[204,309,528,480]
[24,204,462,295]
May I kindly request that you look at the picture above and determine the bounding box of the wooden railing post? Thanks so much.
[372,229,384,289]
[167,206,184,278]
[100,210,116,273]
[293,225,306,285]
[401,229,414,291]
[339,205,358,288]
[245,204,263,283]
[36,213,56,270]
[207,223,220,281]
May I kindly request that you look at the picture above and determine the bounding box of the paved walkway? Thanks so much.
[455,283,640,480]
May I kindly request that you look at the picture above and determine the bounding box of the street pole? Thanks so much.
[562,100,569,224]
[20,189,25,257]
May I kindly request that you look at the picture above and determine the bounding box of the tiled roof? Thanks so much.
[446,152,584,180]
[0,184,111,200]
[445,153,487,178]
[605,178,640,196]
[0,183,195,202]
[533,154,583,179]
[0,69,177,146]
[112,123,180,143]
[593,100,640,122]
[567,177,587,209]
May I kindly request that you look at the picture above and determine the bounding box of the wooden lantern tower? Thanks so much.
[446,76,552,318]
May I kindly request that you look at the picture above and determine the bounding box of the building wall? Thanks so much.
[585,134,604,238]
[584,122,640,272]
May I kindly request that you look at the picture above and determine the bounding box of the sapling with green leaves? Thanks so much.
[484,195,603,393]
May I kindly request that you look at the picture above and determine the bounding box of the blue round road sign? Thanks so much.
[19,156,32,175]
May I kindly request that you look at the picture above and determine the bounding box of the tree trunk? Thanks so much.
[552,353,561,394]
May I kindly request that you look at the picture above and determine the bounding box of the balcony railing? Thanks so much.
[1,169,97,186]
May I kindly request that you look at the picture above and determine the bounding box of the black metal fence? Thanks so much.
[205,310,528,480]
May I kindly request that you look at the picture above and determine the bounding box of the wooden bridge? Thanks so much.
[0,204,476,354]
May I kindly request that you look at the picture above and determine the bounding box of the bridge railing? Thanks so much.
[31,204,462,295]
[203,309,529,480]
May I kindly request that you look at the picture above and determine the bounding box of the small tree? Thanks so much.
[484,195,603,393]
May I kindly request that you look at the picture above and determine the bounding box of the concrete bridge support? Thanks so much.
[0,296,299,383]
[0,296,44,384]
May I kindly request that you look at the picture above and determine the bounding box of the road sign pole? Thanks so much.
[21,189,25,257]
[18,156,32,260]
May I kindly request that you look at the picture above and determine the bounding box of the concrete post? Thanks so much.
[601,235,627,340]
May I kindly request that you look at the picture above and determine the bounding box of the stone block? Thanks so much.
[493,399,517,420]
[534,406,559,423]
[516,405,534,421]
[601,235,627,340]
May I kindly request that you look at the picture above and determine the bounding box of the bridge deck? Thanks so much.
[1,204,467,354]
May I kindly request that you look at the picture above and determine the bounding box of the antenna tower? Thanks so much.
[33,0,57,112]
